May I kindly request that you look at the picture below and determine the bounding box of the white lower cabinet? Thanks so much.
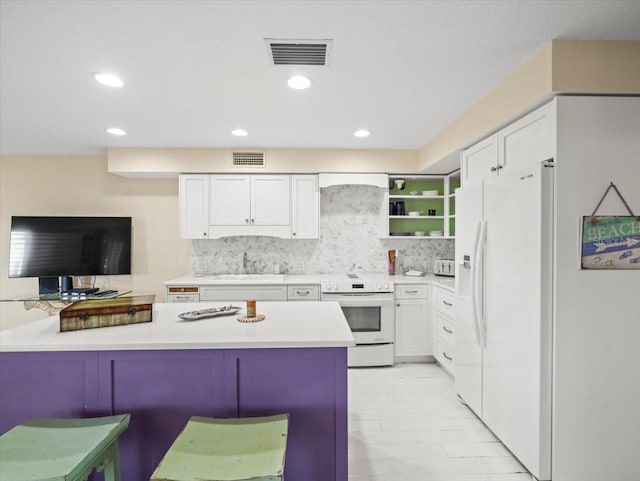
[166,286,200,303]
[287,285,320,301]
[431,284,456,376]
[166,284,320,303]
[394,284,431,361]
[200,285,287,302]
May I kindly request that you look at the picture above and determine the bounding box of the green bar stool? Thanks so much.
[0,414,130,481]
[150,414,289,481]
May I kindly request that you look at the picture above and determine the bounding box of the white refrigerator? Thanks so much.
[455,159,554,481]
[455,96,640,481]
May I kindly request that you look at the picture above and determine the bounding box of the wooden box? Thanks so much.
[59,295,155,332]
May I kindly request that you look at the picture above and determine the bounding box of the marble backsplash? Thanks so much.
[191,185,454,275]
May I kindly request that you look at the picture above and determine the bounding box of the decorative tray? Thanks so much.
[178,305,241,321]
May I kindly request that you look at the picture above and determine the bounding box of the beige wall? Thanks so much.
[108,147,420,177]
[552,40,640,93]
[418,40,640,171]
[0,155,191,329]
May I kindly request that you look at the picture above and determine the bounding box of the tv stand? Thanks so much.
[38,276,74,295]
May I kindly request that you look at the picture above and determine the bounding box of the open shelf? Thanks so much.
[389,195,445,200]
[387,170,459,238]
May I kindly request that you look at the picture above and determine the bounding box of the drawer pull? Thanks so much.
[442,326,453,334]
[443,352,453,361]
[404,290,419,294]
[443,300,453,307]
[295,290,310,296]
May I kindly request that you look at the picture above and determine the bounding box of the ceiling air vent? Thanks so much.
[266,39,332,66]
[232,152,265,168]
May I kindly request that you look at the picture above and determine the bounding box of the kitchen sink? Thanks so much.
[208,274,286,281]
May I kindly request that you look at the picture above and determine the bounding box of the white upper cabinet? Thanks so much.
[461,134,499,185]
[463,100,556,185]
[179,174,209,239]
[498,101,556,173]
[291,175,320,239]
[209,174,292,238]
[210,175,252,225]
[177,173,317,239]
[250,175,290,226]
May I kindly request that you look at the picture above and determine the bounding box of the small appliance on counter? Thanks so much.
[434,259,455,277]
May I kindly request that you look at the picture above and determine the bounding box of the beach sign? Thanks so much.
[581,216,640,269]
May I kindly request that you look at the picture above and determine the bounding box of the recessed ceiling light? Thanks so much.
[105,127,126,136]
[354,129,370,138]
[93,73,124,88]
[231,129,248,137]
[287,75,311,90]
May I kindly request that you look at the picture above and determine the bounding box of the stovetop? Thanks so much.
[320,273,393,293]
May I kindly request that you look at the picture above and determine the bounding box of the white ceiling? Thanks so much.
[1,0,639,156]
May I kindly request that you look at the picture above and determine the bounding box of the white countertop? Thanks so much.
[164,274,325,286]
[392,274,455,291]
[0,301,355,352]
[165,273,456,291]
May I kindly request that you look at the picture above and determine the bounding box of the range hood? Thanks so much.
[318,173,388,188]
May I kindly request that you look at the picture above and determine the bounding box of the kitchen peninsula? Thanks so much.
[0,301,354,481]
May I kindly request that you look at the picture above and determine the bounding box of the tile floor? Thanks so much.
[348,363,533,481]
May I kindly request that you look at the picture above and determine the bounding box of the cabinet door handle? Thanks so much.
[292,232,297,236]
[396,303,401,307]
[443,326,453,334]
[443,352,453,361]
[443,300,453,307]
[245,218,249,224]
[251,218,255,224]
[490,165,504,172]
[203,232,207,237]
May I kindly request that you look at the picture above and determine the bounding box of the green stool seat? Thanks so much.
[150,414,289,481]
[0,414,130,481]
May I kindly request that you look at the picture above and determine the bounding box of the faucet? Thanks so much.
[242,253,258,274]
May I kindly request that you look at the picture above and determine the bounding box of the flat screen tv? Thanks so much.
[8,217,132,290]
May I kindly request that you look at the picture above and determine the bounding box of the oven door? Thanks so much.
[322,293,394,344]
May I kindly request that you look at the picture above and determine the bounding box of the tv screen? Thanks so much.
[8,216,132,278]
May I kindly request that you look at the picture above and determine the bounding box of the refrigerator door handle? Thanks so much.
[470,221,482,347]
[474,220,487,348]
